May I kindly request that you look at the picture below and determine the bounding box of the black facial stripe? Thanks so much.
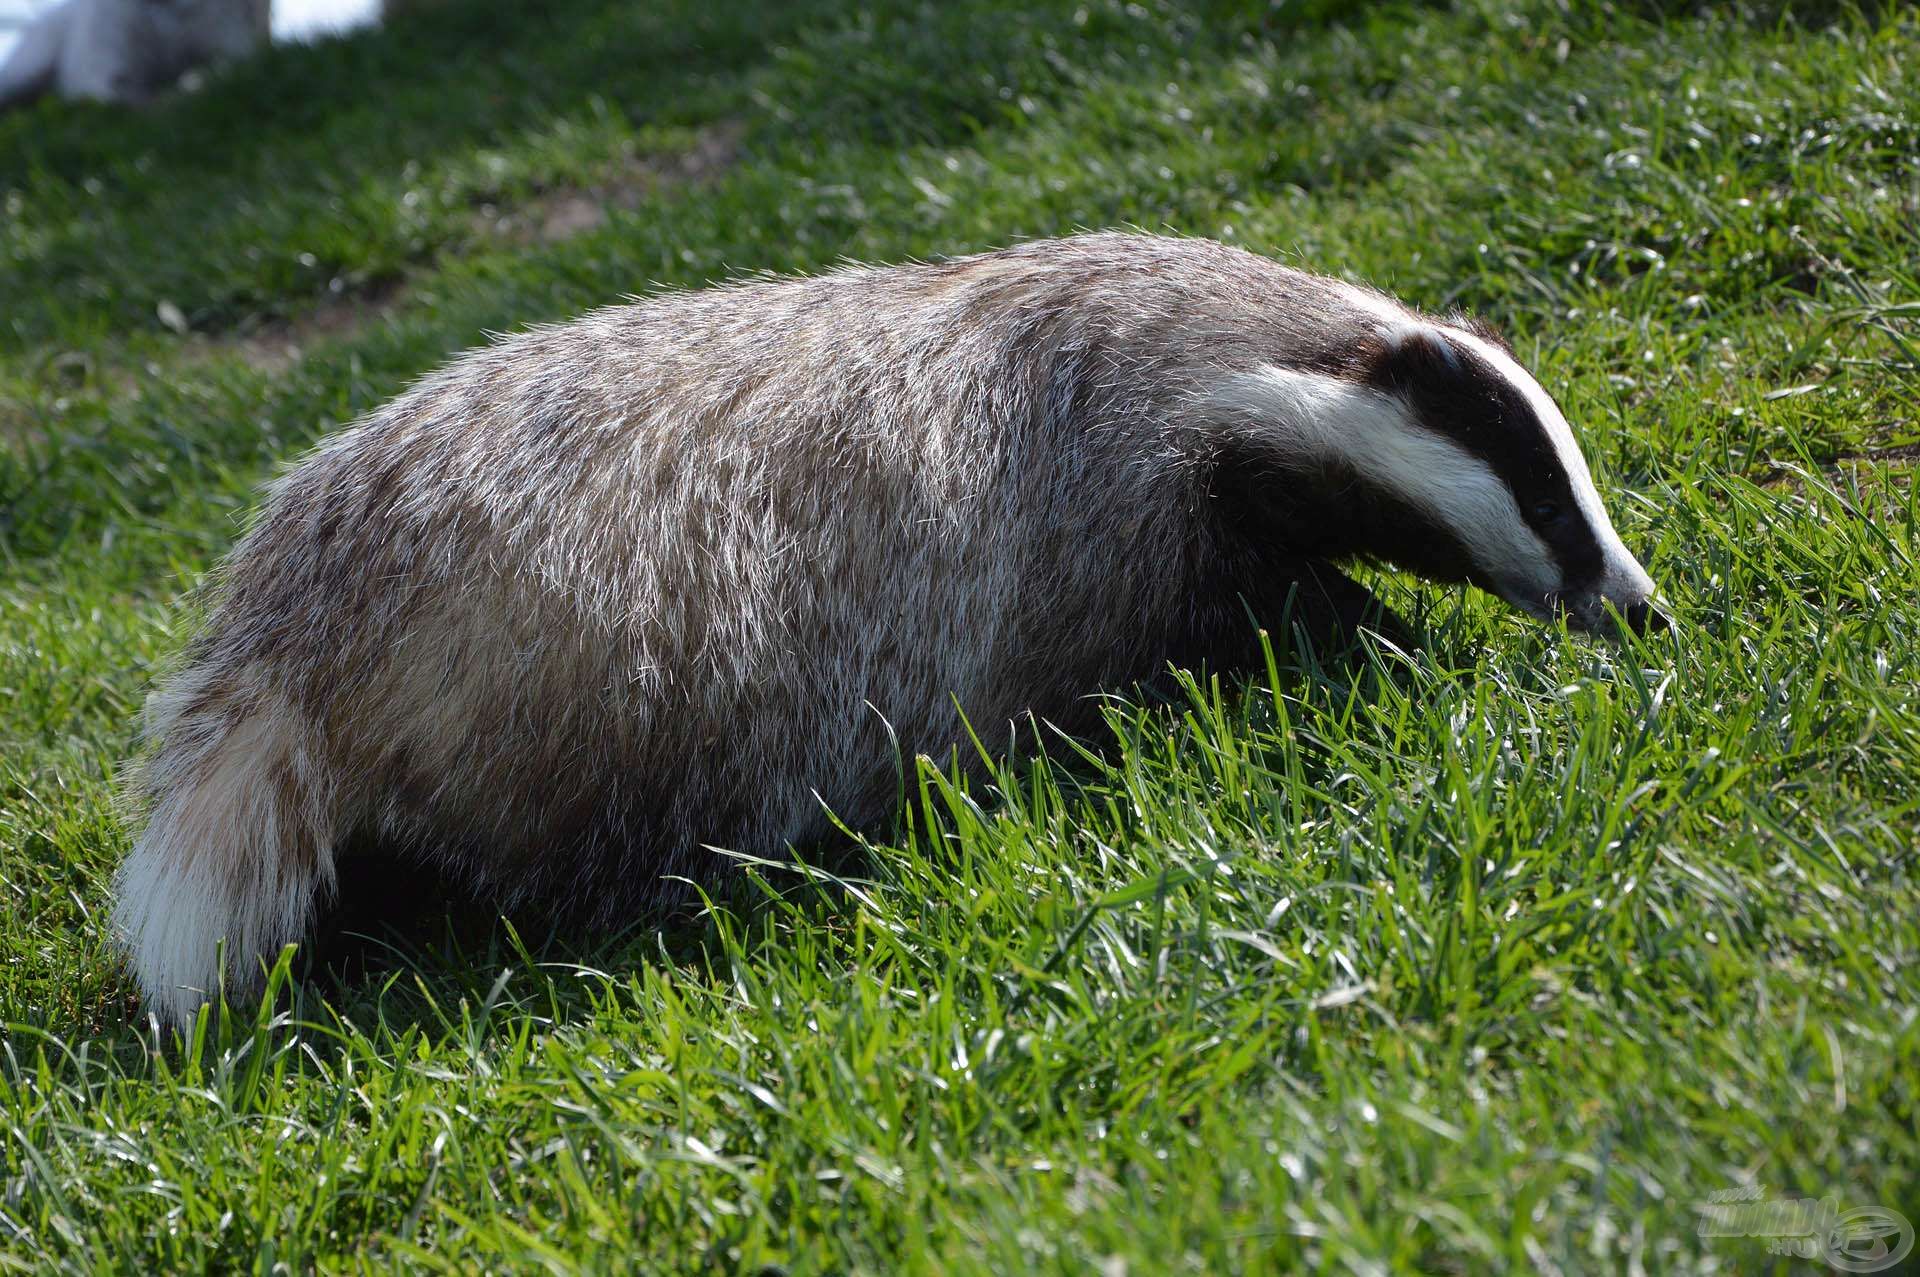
[1207,446,1479,587]
[1346,472,1482,586]
[1362,326,1605,591]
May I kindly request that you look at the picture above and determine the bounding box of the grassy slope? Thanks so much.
[2,0,1917,1270]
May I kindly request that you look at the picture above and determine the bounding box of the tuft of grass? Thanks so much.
[2,0,1917,1270]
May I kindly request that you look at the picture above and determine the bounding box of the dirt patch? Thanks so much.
[470,120,743,245]
[1756,441,1920,494]
[0,275,407,446]
[220,120,743,373]
[1841,441,1920,465]
[2,122,746,420]
[218,276,409,376]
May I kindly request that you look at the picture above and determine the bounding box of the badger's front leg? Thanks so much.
[1178,556,1412,679]
[1276,559,1412,652]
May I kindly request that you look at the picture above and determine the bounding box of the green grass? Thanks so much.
[3,0,1918,1269]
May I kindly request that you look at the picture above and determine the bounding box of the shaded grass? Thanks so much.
[1,0,1917,1270]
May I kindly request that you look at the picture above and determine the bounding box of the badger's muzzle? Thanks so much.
[1563,594,1669,636]
[1618,597,1670,635]
[1552,554,1668,637]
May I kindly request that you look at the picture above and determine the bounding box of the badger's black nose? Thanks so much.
[1622,599,1669,635]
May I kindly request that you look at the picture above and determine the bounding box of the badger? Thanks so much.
[115,233,1664,1029]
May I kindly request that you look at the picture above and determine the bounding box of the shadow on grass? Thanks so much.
[296,833,864,1008]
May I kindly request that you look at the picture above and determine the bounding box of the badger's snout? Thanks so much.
[1554,556,1667,638]
[1559,593,1669,637]
[1620,597,1670,635]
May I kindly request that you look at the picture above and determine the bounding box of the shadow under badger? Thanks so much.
[117,233,1663,1028]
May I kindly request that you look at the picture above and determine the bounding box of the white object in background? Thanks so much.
[0,0,380,104]
[273,0,380,43]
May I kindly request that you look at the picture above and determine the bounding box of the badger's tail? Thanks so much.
[114,664,340,1031]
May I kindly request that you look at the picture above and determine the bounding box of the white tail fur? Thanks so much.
[114,669,337,1030]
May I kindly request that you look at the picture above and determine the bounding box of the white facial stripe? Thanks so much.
[1209,366,1560,605]
[1340,282,1414,328]
[1442,330,1656,605]
[1345,292,1626,566]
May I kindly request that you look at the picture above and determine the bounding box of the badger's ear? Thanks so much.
[1364,325,1465,392]
[1452,313,1512,353]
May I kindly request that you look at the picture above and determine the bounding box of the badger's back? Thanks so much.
[121,235,1336,1022]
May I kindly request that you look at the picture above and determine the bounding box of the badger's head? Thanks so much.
[1211,307,1665,637]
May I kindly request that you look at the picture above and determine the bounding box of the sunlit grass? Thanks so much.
[1,0,1916,1270]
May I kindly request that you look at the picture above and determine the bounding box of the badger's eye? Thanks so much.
[1531,500,1564,524]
